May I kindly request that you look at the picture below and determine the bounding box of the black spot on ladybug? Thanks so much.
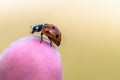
[46,30,49,33]
[52,26,55,29]
[56,34,59,38]
[44,23,48,25]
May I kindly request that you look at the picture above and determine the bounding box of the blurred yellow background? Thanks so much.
[0,0,120,80]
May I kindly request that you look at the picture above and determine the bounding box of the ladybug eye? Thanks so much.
[56,34,59,38]
[52,26,55,29]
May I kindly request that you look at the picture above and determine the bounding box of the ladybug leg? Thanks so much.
[40,32,43,43]
[48,37,52,47]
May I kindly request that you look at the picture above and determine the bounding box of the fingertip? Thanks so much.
[0,36,62,80]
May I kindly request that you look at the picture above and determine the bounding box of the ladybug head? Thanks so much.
[31,24,43,34]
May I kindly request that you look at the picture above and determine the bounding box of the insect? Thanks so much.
[31,23,61,47]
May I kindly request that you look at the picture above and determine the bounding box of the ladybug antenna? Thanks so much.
[29,26,33,29]
[29,26,34,34]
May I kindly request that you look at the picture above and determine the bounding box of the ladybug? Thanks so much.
[31,23,61,47]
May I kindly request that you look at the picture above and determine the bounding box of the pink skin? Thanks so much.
[0,36,62,80]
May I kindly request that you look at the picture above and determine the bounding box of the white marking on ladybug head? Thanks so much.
[35,26,39,30]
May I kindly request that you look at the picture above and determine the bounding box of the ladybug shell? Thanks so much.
[41,24,61,46]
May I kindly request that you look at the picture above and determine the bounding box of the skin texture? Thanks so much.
[0,36,62,80]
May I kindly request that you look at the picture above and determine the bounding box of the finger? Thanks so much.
[0,36,62,80]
